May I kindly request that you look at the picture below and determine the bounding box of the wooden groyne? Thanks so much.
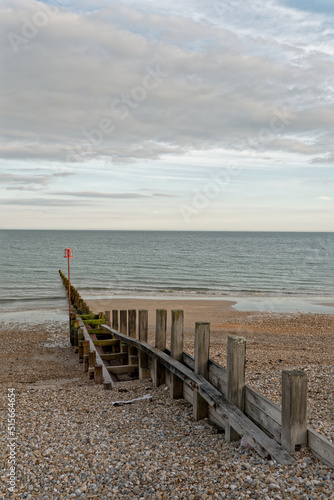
[69,308,334,469]
[59,270,91,315]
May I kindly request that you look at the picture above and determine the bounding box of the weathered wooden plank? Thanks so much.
[112,310,119,331]
[88,350,96,368]
[94,364,103,384]
[93,339,119,347]
[128,309,137,360]
[193,322,210,421]
[100,352,127,361]
[307,427,334,469]
[83,354,89,372]
[89,330,113,337]
[226,336,246,442]
[105,310,111,326]
[120,342,128,353]
[101,324,294,465]
[165,369,171,388]
[282,370,308,453]
[208,407,226,430]
[183,383,193,403]
[120,310,127,335]
[107,364,139,375]
[245,386,281,425]
[245,399,281,443]
[138,310,150,379]
[182,351,194,370]
[83,319,104,326]
[209,360,227,394]
[128,310,137,338]
[152,309,167,386]
[170,310,184,399]
[209,372,227,396]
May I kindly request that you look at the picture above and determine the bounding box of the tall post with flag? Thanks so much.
[64,248,73,336]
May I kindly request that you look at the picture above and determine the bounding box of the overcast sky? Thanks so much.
[0,0,333,230]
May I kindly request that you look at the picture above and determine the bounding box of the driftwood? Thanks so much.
[112,394,152,406]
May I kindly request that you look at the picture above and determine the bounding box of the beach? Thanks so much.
[0,300,333,499]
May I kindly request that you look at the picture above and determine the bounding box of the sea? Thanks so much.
[0,230,333,323]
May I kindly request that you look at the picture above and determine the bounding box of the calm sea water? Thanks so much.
[0,230,333,316]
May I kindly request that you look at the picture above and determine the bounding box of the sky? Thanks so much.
[0,0,333,231]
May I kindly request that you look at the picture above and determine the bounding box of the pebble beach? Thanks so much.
[0,303,333,499]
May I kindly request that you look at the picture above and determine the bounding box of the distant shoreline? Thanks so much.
[86,295,334,314]
[0,294,334,323]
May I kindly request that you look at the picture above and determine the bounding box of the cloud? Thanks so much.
[311,153,334,164]
[315,196,332,200]
[50,190,149,199]
[0,170,75,191]
[49,190,177,198]
[0,172,50,185]
[0,198,88,206]
[0,0,333,167]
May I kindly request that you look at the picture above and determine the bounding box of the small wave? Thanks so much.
[0,296,66,304]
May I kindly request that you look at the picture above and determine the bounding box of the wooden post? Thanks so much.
[88,351,96,380]
[120,310,128,363]
[193,322,210,421]
[120,342,128,354]
[78,341,83,362]
[138,310,150,379]
[152,309,167,386]
[72,319,80,346]
[128,309,137,363]
[73,328,79,349]
[83,340,90,356]
[105,310,111,326]
[112,310,119,330]
[282,370,308,453]
[94,364,103,384]
[225,335,246,442]
[170,310,184,399]
[89,350,96,367]
[120,310,127,334]
[128,310,136,338]
[76,328,84,354]
[82,340,90,372]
